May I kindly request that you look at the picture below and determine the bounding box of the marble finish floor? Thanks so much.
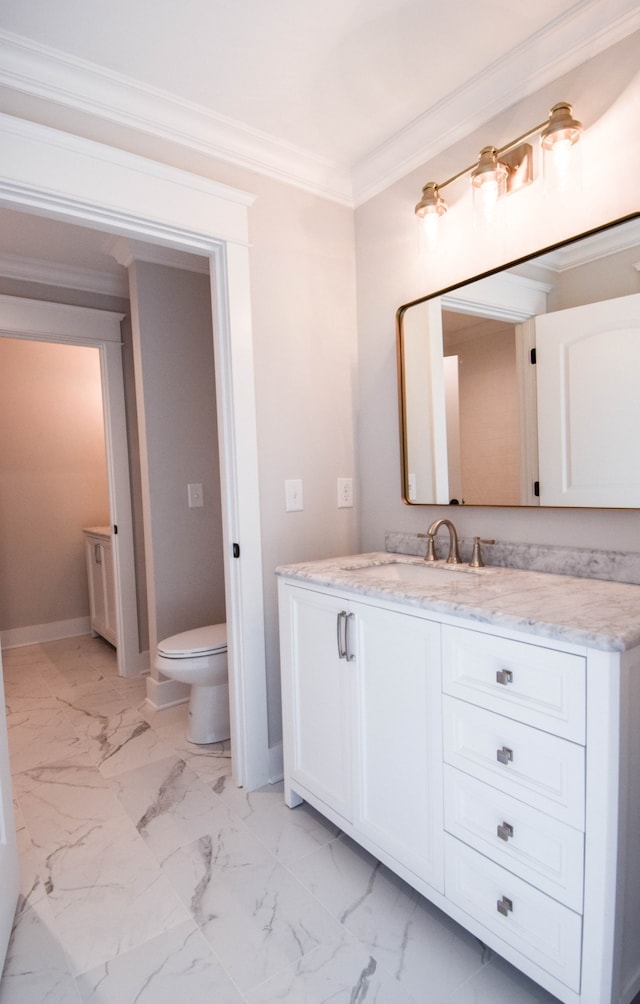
[0,634,565,1003]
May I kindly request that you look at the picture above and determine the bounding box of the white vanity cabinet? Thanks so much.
[279,581,444,893]
[277,568,640,1004]
[83,527,117,647]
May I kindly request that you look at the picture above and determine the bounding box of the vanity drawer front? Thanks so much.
[442,625,585,743]
[443,765,584,912]
[444,835,582,992]
[443,696,585,828]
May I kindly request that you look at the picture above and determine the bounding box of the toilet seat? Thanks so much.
[157,624,227,659]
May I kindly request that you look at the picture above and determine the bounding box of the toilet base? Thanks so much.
[187,681,230,744]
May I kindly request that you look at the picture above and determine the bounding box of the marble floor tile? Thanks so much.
[13,759,190,974]
[110,754,232,858]
[289,833,487,1002]
[1,637,566,1004]
[75,920,244,1003]
[72,705,176,778]
[6,701,90,774]
[0,899,81,1004]
[163,838,345,992]
[448,953,562,1003]
[217,778,342,864]
[245,937,418,1003]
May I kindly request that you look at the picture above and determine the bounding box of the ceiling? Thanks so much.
[0,0,638,288]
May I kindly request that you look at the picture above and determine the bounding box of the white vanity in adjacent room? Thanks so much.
[83,526,117,647]
[277,551,640,1004]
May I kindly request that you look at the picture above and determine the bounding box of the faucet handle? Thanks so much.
[417,532,437,562]
[470,537,496,568]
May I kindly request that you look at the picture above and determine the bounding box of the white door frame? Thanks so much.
[0,647,18,973]
[0,113,270,790]
[0,295,144,677]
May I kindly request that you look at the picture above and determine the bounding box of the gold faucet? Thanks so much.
[418,518,461,564]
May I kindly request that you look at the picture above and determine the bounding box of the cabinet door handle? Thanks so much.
[497,896,513,917]
[496,746,513,765]
[95,543,102,565]
[345,612,356,662]
[336,611,347,660]
[497,821,514,842]
[496,669,513,685]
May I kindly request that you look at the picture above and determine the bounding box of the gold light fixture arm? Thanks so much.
[415,103,582,220]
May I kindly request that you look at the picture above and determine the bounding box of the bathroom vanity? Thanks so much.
[83,526,117,647]
[277,553,640,1004]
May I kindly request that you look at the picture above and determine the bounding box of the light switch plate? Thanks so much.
[188,483,204,508]
[337,477,353,508]
[285,479,303,512]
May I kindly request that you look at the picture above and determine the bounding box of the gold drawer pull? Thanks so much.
[496,746,514,765]
[496,669,513,685]
[497,896,513,917]
[497,821,514,841]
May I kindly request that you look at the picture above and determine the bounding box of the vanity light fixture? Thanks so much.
[414,102,582,225]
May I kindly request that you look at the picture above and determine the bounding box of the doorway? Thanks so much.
[0,113,270,792]
[0,338,113,649]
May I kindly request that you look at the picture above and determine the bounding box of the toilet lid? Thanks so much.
[157,624,227,658]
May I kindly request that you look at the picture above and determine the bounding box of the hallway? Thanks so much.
[1,636,559,1002]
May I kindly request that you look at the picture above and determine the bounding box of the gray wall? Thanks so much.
[129,262,226,649]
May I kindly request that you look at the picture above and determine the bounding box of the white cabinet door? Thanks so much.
[353,603,444,891]
[281,585,354,822]
[535,292,640,506]
[0,650,18,972]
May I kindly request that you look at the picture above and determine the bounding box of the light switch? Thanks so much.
[188,483,204,508]
[285,479,303,512]
[337,477,353,508]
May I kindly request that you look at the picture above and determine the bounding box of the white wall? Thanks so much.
[355,30,640,556]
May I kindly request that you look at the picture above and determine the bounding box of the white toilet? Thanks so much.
[154,624,230,745]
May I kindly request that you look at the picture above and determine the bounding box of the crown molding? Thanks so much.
[0,0,638,209]
[351,0,640,205]
[108,237,210,273]
[0,29,353,207]
[537,217,640,271]
[0,249,128,296]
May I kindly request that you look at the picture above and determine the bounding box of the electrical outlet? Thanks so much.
[188,483,204,508]
[285,479,304,512]
[337,477,353,508]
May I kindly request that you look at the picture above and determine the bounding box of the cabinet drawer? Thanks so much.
[444,835,582,992]
[444,765,584,912]
[442,625,585,742]
[443,696,585,828]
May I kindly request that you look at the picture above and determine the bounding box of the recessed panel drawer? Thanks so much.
[444,765,584,912]
[444,835,582,992]
[442,625,585,742]
[443,696,585,828]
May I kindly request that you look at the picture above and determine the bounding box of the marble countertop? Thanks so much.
[276,552,640,652]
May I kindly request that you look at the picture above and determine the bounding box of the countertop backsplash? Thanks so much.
[385,531,640,587]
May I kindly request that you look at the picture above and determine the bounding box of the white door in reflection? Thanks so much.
[536,292,640,507]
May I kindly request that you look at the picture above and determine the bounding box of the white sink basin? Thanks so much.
[343,561,488,586]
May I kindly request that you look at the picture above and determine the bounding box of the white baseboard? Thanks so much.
[145,674,189,710]
[0,616,91,649]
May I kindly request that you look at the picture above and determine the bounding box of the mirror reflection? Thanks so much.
[397,214,640,508]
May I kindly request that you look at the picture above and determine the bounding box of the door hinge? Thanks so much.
[232,542,240,558]
[530,347,537,365]
[113,524,118,534]
[533,481,540,497]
